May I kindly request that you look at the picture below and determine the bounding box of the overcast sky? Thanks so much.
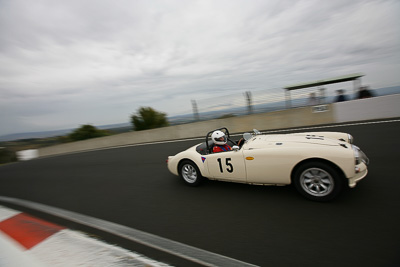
[1,0,399,136]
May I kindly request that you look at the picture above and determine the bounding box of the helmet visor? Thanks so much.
[214,136,227,143]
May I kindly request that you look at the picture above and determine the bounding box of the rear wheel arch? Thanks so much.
[178,158,201,174]
[178,159,204,186]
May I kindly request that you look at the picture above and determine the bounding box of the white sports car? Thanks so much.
[167,128,369,201]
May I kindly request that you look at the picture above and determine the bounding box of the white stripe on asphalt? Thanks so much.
[35,118,400,158]
[0,231,44,267]
[107,118,400,145]
[0,196,258,267]
[27,229,172,267]
[259,118,400,135]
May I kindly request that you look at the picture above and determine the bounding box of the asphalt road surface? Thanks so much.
[1,119,399,266]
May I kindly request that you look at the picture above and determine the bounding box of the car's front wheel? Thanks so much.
[179,160,203,186]
[293,162,344,201]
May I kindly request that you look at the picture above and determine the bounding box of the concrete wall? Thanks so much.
[37,94,400,158]
[334,94,400,123]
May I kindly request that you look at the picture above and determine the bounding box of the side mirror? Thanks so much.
[232,145,239,151]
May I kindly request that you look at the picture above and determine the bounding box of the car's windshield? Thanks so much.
[243,129,261,141]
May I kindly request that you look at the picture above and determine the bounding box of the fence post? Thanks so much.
[319,87,326,104]
[191,100,199,121]
[353,78,361,99]
[285,89,291,109]
[245,91,253,114]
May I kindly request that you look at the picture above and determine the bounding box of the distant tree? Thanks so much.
[0,147,17,164]
[218,113,236,119]
[131,107,169,131]
[68,125,110,141]
[57,135,71,143]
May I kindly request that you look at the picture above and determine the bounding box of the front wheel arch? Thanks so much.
[291,158,346,201]
[291,158,346,183]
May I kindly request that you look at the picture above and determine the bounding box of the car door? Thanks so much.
[205,150,246,182]
[242,148,292,184]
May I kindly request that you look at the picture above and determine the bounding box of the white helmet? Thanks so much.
[212,130,227,145]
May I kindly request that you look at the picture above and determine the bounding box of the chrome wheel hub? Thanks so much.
[182,164,197,183]
[300,168,334,197]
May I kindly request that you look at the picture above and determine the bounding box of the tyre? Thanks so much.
[179,160,203,186]
[293,162,344,202]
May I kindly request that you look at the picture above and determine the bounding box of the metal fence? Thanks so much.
[169,84,400,125]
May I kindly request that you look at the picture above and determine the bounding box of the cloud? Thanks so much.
[0,0,399,136]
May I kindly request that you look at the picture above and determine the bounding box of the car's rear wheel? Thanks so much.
[294,162,344,201]
[179,160,203,186]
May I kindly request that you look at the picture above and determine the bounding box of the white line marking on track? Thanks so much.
[259,118,400,135]
[28,229,172,267]
[0,196,259,267]
[0,231,44,267]
[125,119,400,144]
[36,118,400,158]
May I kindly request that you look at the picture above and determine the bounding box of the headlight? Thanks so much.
[352,145,369,165]
[347,134,354,144]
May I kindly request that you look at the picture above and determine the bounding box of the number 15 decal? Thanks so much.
[217,158,233,173]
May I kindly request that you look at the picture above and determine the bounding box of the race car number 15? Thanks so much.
[217,158,233,173]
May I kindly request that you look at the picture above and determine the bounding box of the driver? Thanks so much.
[212,130,232,153]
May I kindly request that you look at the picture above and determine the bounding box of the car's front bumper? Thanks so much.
[348,163,368,188]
